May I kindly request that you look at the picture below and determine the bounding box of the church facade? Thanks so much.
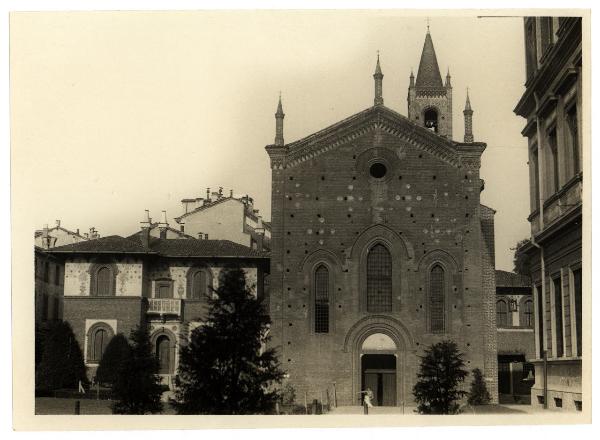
[266,31,498,407]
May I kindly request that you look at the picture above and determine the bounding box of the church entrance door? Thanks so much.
[361,354,397,406]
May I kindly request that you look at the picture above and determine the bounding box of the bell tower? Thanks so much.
[407,28,453,139]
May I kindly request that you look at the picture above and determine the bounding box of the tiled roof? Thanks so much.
[415,32,444,88]
[147,238,268,258]
[49,235,154,254]
[47,235,267,259]
[495,270,531,288]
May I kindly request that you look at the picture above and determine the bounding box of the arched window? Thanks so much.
[522,299,533,327]
[496,299,508,327]
[430,264,445,333]
[156,335,172,374]
[367,244,392,312]
[96,267,112,296]
[90,264,117,296]
[87,323,114,362]
[190,270,209,300]
[424,108,439,133]
[314,265,329,333]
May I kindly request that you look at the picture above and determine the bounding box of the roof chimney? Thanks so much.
[230,189,233,198]
[159,210,168,239]
[204,233,209,240]
[55,219,61,228]
[206,187,211,202]
[140,209,152,247]
[197,232,203,240]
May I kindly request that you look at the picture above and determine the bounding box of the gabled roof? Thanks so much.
[495,270,531,288]
[415,31,444,88]
[268,105,473,170]
[47,235,268,259]
[34,225,86,239]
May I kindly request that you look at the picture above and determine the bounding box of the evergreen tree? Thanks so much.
[413,340,468,414]
[173,266,284,414]
[35,321,87,392]
[513,238,531,275]
[96,333,131,386]
[467,368,491,406]
[111,325,163,414]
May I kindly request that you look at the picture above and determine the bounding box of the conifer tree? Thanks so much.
[35,321,87,392]
[467,368,491,406]
[413,340,468,414]
[173,266,284,414]
[96,333,131,386]
[111,325,163,414]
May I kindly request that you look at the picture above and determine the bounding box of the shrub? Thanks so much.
[96,333,131,387]
[35,321,87,392]
[467,368,491,405]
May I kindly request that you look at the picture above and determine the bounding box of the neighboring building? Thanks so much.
[34,247,64,325]
[495,270,535,404]
[34,220,95,249]
[34,220,89,326]
[514,17,582,411]
[47,217,269,388]
[174,187,271,251]
[128,210,196,240]
[265,30,498,407]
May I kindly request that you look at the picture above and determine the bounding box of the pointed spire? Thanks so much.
[274,93,285,146]
[445,67,452,87]
[373,51,384,106]
[415,30,443,88]
[463,88,474,143]
[409,68,415,87]
[465,88,472,112]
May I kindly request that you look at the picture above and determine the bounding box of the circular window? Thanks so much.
[369,162,387,179]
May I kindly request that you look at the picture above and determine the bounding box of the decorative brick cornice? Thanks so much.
[265,106,477,170]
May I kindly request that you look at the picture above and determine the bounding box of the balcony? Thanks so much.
[147,298,181,317]
[542,174,582,229]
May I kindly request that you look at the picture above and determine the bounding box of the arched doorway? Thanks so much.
[156,335,172,374]
[361,333,397,406]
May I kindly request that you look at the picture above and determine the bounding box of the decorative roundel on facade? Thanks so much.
[369,162,387,179]
[172,326,178,331]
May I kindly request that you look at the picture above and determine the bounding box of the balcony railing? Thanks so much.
[147,298,181,316]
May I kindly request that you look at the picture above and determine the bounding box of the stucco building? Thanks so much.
[266,30,498,407]
[514,17,583,411]
[175,187,271,251]
[47,217,269,388]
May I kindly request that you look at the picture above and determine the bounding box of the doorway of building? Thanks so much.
[361,354,396,406]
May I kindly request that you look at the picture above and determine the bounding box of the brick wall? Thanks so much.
[268,119,494,407]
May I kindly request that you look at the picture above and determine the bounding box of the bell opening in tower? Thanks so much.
[424,108,439,133]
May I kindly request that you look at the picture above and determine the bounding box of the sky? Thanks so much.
[11,11,531,271]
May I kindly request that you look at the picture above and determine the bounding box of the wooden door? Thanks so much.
[157,336,171,374]
[363,373,379,406]
[381,373,396,406]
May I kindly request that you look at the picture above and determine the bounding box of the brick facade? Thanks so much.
[266,98,497,406]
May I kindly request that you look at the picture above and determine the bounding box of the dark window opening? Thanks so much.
[548,128,560,194]
[96,266,113,296]
[314,265,329,333]
[532,147,540,208]
[367,244,392,312]
[430,265,445,333]
[566,105,580,175]
[540,17,554,57]
[554,276,564,357]
[523,299,534,327]
[369,163,387,179]
[537,285,544,358]
[496,300,508,327]
[424,109,439,133]
[573,268,582,356]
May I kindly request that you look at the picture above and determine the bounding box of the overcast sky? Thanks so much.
[11,11,531,271]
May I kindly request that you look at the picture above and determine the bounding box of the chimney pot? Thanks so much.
[204,233,209,240]
[230,189,233,198]
[198,232,203,240]
[56,220,61,227]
